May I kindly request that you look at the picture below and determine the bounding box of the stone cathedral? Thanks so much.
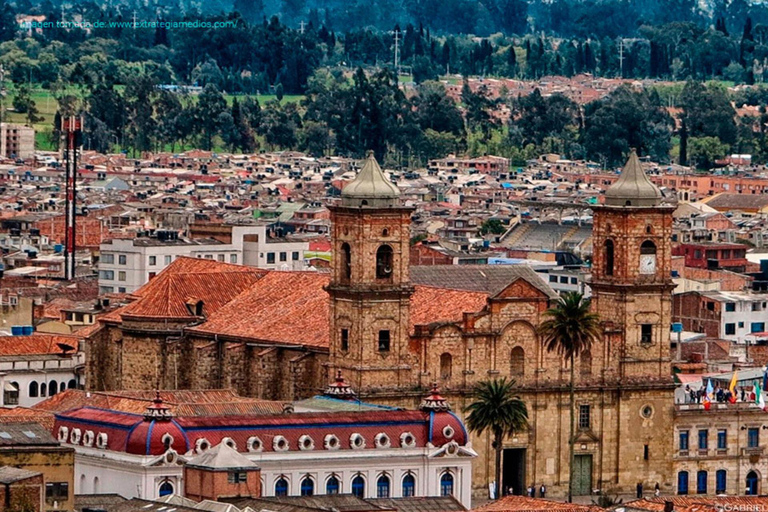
[86,150,678,498]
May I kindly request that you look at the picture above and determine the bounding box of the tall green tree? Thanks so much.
[537,292,601,503]
[464,377,528,500]
[195,83,228,150]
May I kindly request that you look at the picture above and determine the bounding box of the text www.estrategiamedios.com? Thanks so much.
[19,19,240,30]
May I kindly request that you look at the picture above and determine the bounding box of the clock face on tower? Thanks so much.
[639,254,656,274]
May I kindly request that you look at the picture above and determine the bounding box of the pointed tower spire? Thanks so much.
[604,149,662,207]
[341,151,400,207]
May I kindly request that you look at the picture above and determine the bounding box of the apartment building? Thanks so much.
[0,123,34,160]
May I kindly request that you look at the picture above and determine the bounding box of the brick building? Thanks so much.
[672,243,749,272]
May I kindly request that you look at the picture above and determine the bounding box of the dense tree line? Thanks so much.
[65,60,765,171]
[7,0,768,97]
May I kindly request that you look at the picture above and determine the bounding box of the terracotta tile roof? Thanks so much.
[187,271,331,348]
[636,496,768,511]
[34,389,281,416]
[411,285,487,326]
[114,257,265,321]
[41,298,78,319]
[0,334,78,356]
[34,216,106,248]
[411,265,558,299]
[472,496,602,512]
[189,273,490,346]
[0,407,56,431]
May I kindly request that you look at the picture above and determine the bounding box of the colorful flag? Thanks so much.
[706,379,714,399]
[758,382,766,411]
[703,379,712,410]
[729,371,738,403]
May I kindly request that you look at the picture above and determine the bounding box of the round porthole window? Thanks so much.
[299,435,315,451]
[443,426,455,439]
[641,405,654,419]
[247,436,263,452]
[350,433,365,449]
[324,434,340,450]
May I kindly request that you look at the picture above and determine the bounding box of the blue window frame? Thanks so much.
[440,473,454,497]
[717,429,727,450]
[752,322,766,333]
[678,471,689,495]
[326,476,339,495]
[749,428,760,448]
[679,431,689,451]
[377,475,390,498]
[697,470,707,494]
[698,429,708,450]
[716,470,726,494]
[300,477,314,497]
[352,475,365,498]
[275,478,288,497]
[402,474,415,497]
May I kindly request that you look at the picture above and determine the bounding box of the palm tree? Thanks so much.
[464,377,528,500]
[537,291,601,503]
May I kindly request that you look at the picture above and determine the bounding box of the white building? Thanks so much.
[98,225,311,294]
[49,384,474,507]
[0,334,83,407]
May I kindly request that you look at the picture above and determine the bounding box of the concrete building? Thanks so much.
[99,225,311,294]
[673,290,768,342]
[0,423,75,512]
[0,334,82,407]
[0,124,34,160]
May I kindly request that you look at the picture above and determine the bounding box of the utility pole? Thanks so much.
[394,29,401,77]
[0,65,5,124]
[619,38,624,78]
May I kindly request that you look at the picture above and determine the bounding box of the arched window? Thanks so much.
[677,471,689,495]
[67,379,77,389]
[697,470,707,494]
[326,476,340,495]
[604,239,614,276]
[377,475,390,498]
[341,243,351,281]
[376,245,394,279]
[300,476,314,497]
[159,480,174,497]
[28,381,38,398]
[275,477,289,497]
[747,471,759,495]
[49,380,58,396]
[402,474,416,497]
[440,473,454,497]
[440,353,452,380]
[580,350,592,378]
[511,347,525,377]
[351,475,365,498]
[641,240,657,255]
[716,470,726,494]
[60,381,66,393]
[40,383,46,397]
[93,476,100,494]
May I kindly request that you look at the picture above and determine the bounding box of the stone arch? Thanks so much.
[604,239,615,276]
[340,242,351,282]
[501,320,539,376]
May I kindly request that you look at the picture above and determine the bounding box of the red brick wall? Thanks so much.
[183,467,261,502]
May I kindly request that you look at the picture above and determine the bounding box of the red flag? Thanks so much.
[704,401,711,411]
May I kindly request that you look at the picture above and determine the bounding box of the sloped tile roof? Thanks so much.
[113,257,265,321]
[0,334,78,356]
[473,496,602,512]
[411,265,558,299]
[188,274,490,347]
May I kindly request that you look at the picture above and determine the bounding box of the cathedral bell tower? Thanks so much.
[590,149,675,380]
[327,152,415,393]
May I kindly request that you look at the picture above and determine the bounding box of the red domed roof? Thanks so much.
[125,418,189,455]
